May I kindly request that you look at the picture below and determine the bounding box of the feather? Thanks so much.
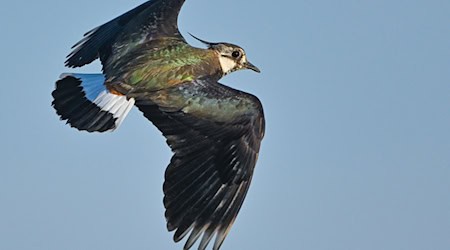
[52,74,134,132]
[135,77,265,249]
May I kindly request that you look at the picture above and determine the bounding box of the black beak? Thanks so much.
[244,61,261,73]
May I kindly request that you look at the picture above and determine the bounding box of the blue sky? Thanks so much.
[1,1,449,249]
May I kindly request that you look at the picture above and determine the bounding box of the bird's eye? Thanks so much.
[231,51,240,58]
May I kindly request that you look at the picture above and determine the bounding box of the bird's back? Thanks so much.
[104,39,222,93]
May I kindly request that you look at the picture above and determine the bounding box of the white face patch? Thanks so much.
[219,56,238,75]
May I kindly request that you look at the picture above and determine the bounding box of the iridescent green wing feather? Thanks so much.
[108,42,219,91]
[65,0,186,68]
[132,78,265,250]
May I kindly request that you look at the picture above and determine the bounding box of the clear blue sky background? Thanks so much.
[1,1,449,249]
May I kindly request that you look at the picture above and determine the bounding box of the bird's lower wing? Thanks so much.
[134,79,265,250]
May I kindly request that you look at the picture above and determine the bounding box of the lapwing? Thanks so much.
[52,1,265,249]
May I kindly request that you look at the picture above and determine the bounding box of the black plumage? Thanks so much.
[53,0,264,249]
[65,0,186,68]
[134,78,265,250]
[52,76,116,132]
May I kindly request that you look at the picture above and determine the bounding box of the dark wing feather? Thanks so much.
[134,79,265,250]
[65,0,186,68]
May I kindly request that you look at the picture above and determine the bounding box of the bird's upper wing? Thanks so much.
[65,0,186,68]
[133,78,265,250]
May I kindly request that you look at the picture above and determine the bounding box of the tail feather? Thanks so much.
[52,73,135,132]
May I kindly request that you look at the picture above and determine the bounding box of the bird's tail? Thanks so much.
[51,73,135,132]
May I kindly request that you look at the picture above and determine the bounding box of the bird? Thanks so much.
[51,1,265,250]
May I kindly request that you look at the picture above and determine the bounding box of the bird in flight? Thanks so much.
[51,1,265,249]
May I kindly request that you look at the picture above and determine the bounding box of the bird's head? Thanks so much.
[190,33,260,75]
